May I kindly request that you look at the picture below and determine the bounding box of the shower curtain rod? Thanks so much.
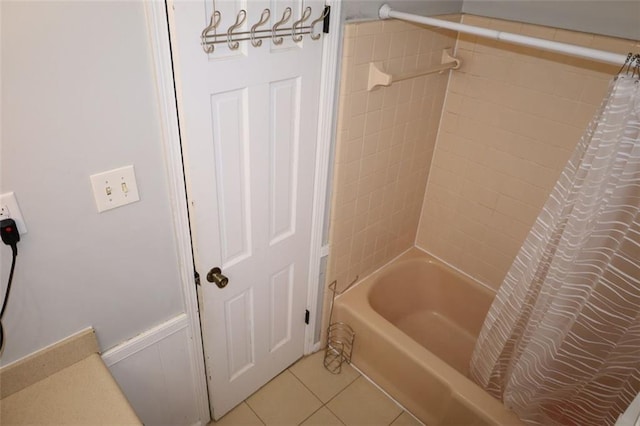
[379,4,628,66]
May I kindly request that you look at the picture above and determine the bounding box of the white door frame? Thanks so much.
[143,0,343,421]
[142,1,210,423]
[303,0,344,354]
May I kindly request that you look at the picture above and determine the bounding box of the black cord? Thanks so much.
[0,244,18,352]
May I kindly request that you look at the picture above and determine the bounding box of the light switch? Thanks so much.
[90,165,140,212]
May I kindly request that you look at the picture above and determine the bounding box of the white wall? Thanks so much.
[343,0,638,40]
[1,0,183,365]
[1,1,201,423]
[462,0,639,40]
[102,314,200,426]
[343,0,463,21]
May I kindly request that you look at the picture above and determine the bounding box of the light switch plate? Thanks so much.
[0,192,28,234]
[90,165,140,212]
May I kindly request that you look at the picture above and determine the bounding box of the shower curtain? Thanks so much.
[470,72,640,425]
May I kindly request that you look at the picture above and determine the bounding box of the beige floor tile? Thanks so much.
[327,377,402,426]
[289,351,360,403]
[390,411,423,426]
[212,402,264,425]
[246,370,322,425]
[301,407,344,425]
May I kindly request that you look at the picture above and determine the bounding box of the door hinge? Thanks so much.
[194,270,201,286]
[305,309,310,325]
[322,6,331,34]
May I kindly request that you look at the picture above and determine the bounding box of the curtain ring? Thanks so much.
[617,53,632,75]
[291,7,312,42]
[309,6,329,40]
[250,9,271,47]
[271,7,291,45]
[624,53,639,76]
[227,9,246,50]
[201,10,221,53]
[632,54,640,79]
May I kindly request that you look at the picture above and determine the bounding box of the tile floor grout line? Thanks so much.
[288,355,359,403]
[324,404,348,426]
[287,365,325,406]
[389,410,405,426]
[322,373,362,407]
[335,370,424,426]
[297,403,347,426]
[243,400,266,425]
[296,404,322,426]
[348,363,418,419]
[319,374,408,426]
[287,354,358,426]
[217,353,415,426]
[246,369,324,425]
[320,374,363,424]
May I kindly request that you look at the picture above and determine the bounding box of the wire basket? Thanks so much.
[323,278,357,374]
[324,321,355,374]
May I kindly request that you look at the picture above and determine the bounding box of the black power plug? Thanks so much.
[1,218,19,353]
[1,219,20,251]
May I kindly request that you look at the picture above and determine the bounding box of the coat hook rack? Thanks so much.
[201,5,330,53]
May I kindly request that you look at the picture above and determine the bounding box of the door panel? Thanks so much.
[169,0,324,418]
[269,263,294,351]
[210,89,252,266]
[225,289,255,380]
[269,78,300,244]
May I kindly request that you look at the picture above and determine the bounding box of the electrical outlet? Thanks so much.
[0,192,28,234]
[90,165,140,213]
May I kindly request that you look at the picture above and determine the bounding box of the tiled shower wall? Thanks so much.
[325,18,458,296]
[416,15,640,289]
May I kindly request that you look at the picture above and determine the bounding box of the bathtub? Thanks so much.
[334,248,523,425]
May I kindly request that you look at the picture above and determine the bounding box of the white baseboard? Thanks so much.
[102,314,188,367]
[142,0,210,423]
[102,314,206,426]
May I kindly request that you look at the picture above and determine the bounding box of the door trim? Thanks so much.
[304,0,343,354]
[143,1,210,423]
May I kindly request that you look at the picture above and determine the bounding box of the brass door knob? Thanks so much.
[207,267,229,288]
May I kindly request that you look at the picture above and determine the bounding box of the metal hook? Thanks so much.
[292,7,312,42]
[227,9,246,50]
[271,7,291,45]
[250,9,271,47]
[309,6,329,41]
[632,54,640,79]
[618,53,633,76]
[201,10,221,53]
[625,53,639,76]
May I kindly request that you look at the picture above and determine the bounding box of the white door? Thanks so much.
[168,0,325,419]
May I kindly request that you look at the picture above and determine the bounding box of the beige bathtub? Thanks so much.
[334,248,523,425]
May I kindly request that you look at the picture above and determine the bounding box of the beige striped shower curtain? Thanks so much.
[470,74,640,425]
